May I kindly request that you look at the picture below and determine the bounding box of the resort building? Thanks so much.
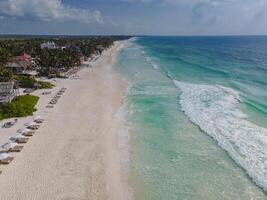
[6,53,35,73]
[0,82,17,104]
[40,42,57,49]
[6,61,24,73]
[17,53,32,62]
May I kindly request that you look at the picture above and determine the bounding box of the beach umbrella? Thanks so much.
[34,116,44,123]
[12,133,25,139]
[2,142,17,150]
[25,121,37,127]
[34,116,44,121]
[0,153,8,160]
[17,128,31,134]
[34,116,43,120]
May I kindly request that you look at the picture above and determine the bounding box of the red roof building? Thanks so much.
[17,53,32,62]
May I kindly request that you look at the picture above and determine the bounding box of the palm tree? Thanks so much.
[0,67,13,82]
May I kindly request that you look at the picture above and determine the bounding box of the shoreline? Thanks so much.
[0,41,132,200]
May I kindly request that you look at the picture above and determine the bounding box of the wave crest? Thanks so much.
[174,80,267,192]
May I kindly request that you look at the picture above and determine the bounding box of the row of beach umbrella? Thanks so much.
[0,116,44,173]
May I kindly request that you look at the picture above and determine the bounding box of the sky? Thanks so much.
[0,0,267,35]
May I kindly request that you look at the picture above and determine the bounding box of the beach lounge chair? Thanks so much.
[34,116,44,123]
[2,122,13,128]
[10,134,29,144]
[2,142,23,152]
[28,125,39,130]
[50,100,58,104]
[15,138,29,144]
[2,118,18,128]
[17,128,35,136]
[9,146,23,152]
[2,122,11,128]
[12,119,18,125]
[42,91,52,95]
[22,131,34,137]
[25,121,40,130]
[34,119,44,123]
[61,87,67,91]
[0,153,14,164]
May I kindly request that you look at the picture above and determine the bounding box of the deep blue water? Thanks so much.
[137,36,267,120]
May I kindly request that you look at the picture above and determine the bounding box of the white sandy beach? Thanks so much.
[0,42,131,200]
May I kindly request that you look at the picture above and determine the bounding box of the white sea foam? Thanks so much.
[173,80,267,192]
[128,37,138,42]
[114,82,133,200]
[151,62,159,70]
[144,56,160,70]
[145,56,151,62]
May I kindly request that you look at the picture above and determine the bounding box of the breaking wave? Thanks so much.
[173,80,267,192]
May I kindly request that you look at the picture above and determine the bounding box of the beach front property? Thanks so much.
[0,41,133,199]
[0,34,134,198]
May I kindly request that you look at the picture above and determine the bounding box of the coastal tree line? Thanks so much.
[0,36,131,80]
[0,36,130,120]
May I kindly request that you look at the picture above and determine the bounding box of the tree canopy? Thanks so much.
[0,36,131,77]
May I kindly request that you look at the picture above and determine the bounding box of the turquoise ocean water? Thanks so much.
[115,37,267,200]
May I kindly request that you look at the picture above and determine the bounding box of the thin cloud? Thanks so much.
[0,0,105,24]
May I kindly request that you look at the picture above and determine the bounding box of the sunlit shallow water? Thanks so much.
[115,37,267,200]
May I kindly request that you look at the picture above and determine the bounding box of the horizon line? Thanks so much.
[1,34,267,37]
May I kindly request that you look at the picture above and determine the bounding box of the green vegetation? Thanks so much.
[0,36,131,120]
[38,48,81,76]
[46,73,67,79]
[16,75,54,89]
[0,95,39,120]
[0,70,55,89]
[0,36,131,77]
[55,74,68,79]
[17,75,36,88]
[0,67,13,82]
[38,81,54,89]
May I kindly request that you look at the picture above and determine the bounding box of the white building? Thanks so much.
[40,42,57,50]
[0,82,17,104]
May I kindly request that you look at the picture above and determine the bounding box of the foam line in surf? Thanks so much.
[144,56,160,70]
[173,80,267,192]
